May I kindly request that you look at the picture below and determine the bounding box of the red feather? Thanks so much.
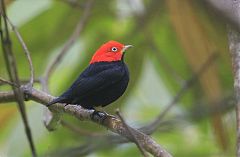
[90,40,124,64]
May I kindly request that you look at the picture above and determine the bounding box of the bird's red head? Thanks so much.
[90,41,132,64]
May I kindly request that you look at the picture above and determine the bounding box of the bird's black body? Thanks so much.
[48,61,129,109]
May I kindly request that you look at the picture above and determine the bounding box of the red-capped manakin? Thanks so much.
[48,41,132,111]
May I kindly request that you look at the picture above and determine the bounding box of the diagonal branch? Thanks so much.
[5,16,35,87]
[141,52,219,134]
[0,78,40,86]
[116,109,149,157]
[47,94,235,157]
[0,1,36,156]
[0,77,19,87]
[0,86,172,157]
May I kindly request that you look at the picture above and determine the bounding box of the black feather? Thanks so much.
[48,61,129,109]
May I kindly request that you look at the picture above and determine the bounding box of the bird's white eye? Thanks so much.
[111,47,118,52]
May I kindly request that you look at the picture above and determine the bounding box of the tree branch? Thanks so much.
[5,16,35,87]
[116,109,149,157]
[0,1,36,156]
[227,1,240,156]
[0,86,172,157]
[0,77,19,87]
[141,52,219,134]
[0,91,15,103]
[0,0,173,156]
[49,94,235,157]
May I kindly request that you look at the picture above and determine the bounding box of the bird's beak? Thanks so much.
[122,45,133,53]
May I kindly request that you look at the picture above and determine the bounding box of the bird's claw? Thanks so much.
[91,110,108,123]
[64,103,69,107]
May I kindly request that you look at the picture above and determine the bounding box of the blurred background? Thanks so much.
[0,0,236,156]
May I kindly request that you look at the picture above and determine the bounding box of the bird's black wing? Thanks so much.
[60,65,125,104]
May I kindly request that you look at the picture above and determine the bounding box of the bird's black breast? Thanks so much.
[60,61,129,109]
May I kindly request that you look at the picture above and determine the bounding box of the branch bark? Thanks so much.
[0,86,172,157]
[116,110,149,157]
[229,27,240,157]
[0,77,18,87]
[5,16,35,87]
[226,1,240,156]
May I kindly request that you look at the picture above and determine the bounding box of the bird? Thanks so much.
[48,40,132,110]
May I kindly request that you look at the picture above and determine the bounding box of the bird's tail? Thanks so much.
[47,97,65,107]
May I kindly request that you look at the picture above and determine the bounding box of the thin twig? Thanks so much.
[4,16,35,87]
[116,109,149,157]
[44,0,94,81]
[141,52,219,134]
[0,77,19,87]
[0,1,36,156]
[0,78,39,86]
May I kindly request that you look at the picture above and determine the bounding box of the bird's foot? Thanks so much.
[91,110,108,124]
[64,103,69,107]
